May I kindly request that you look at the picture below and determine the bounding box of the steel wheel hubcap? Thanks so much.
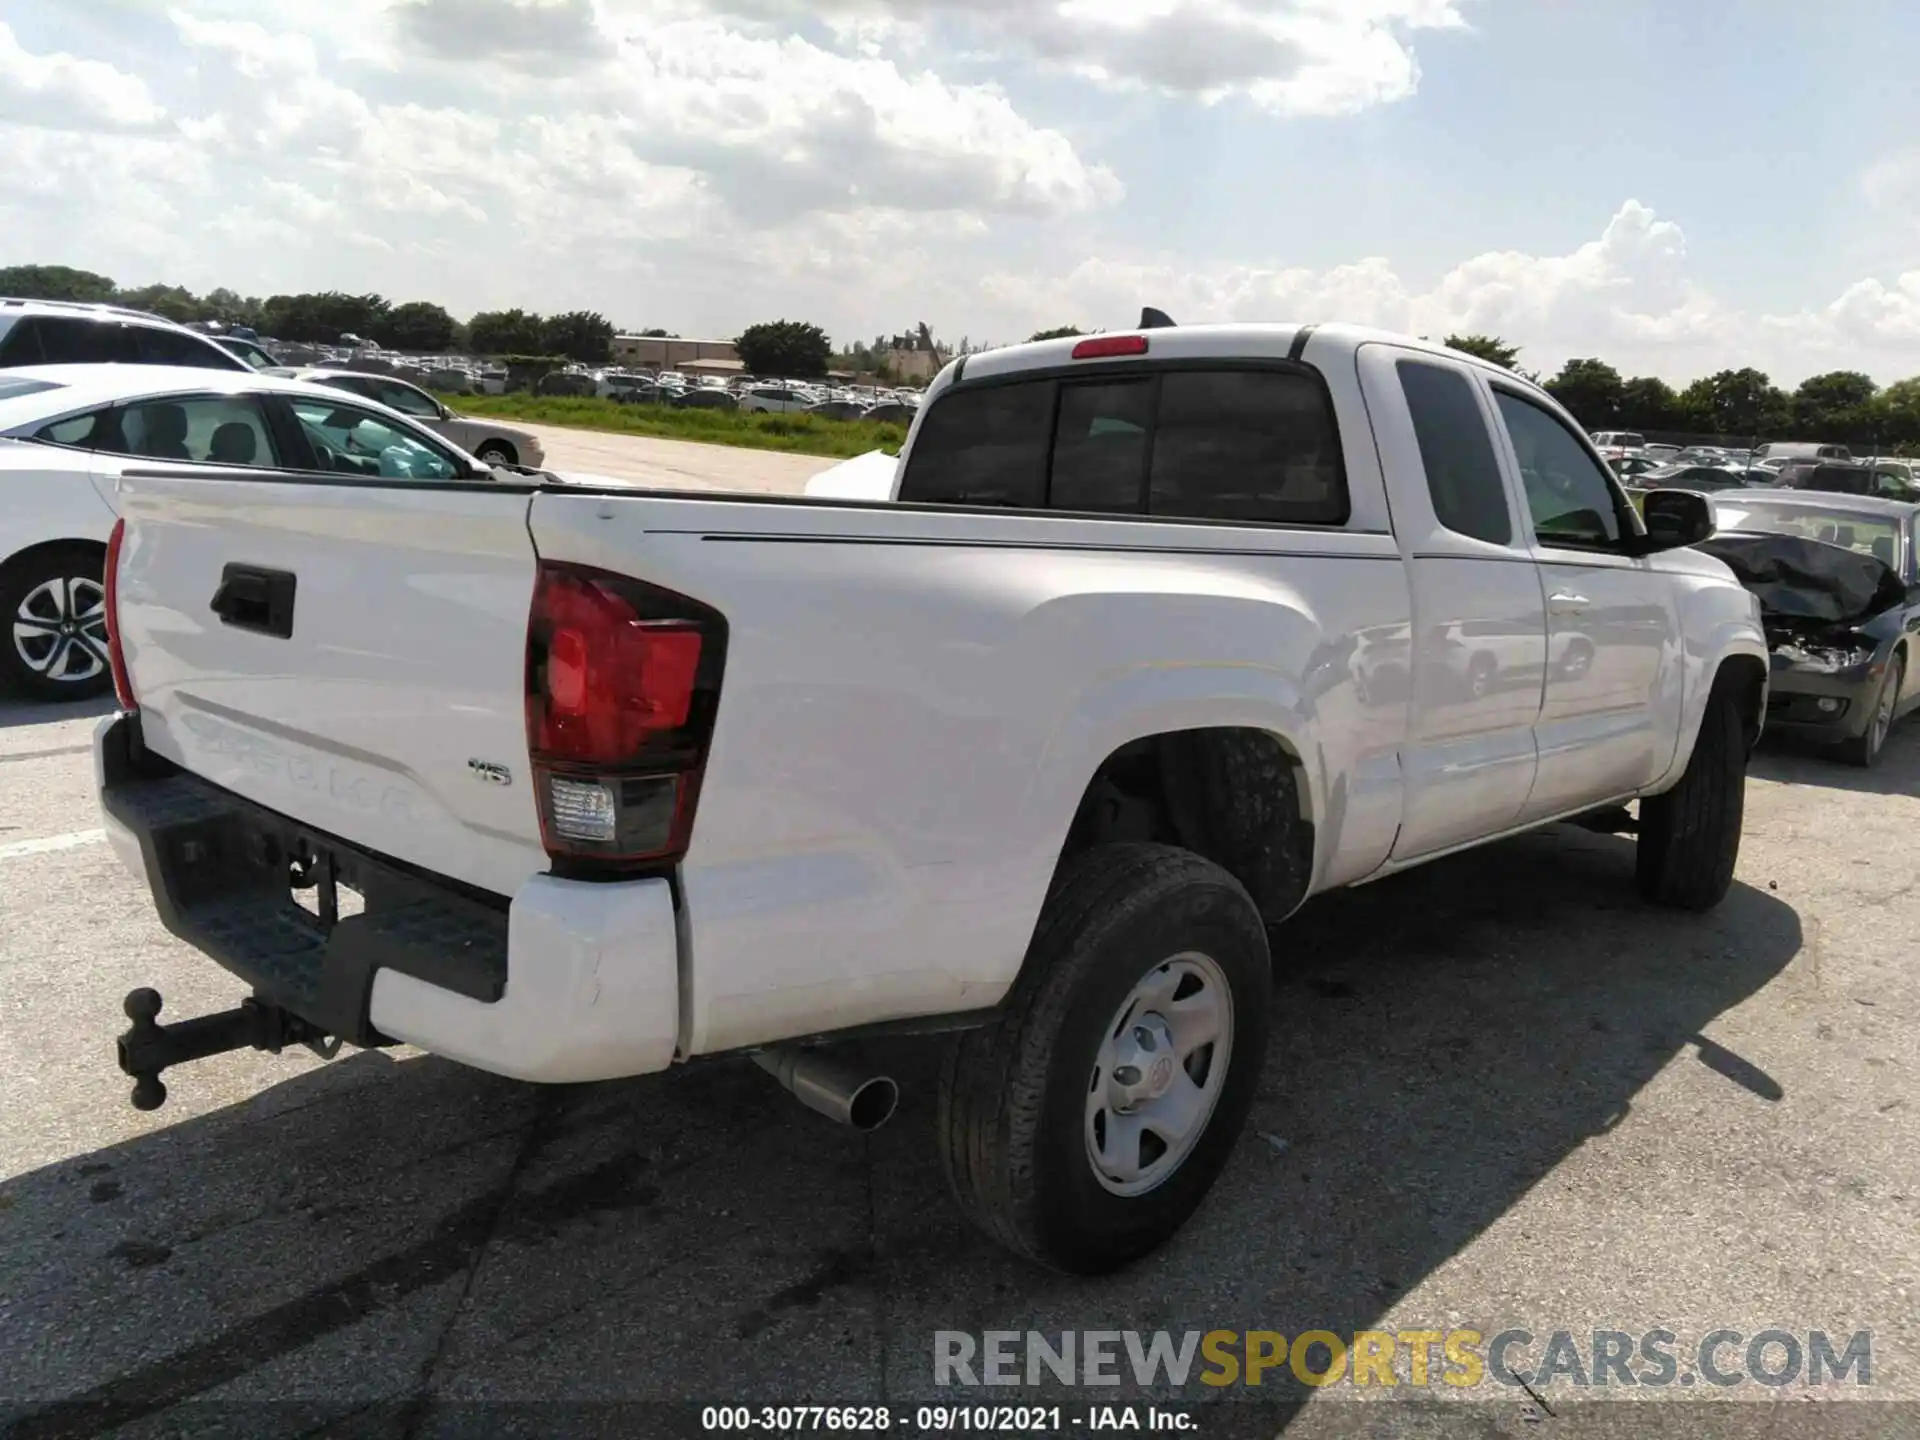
[1085,951,1234,1197]
[12,576,108,684]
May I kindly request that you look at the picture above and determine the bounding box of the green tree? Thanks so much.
[202,288,263,328]
[1443,333,1522,369]
[1029,326,1085,342]
[540,309,615,363]
[1791,370,1878,439]
[258,291,390,344]
[468,308,546,355]
[377,300,458,352]
[114,283,207,323]
[1544,358,1624,428]
[1616,376,1681,433]
[1878,376,1920,447]
[735,319,831,378]
[1678,368,1789,438]
[0,264,117,302]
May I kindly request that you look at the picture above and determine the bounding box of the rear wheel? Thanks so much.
[1636,682,1746,910]
[1,546,112,701]
[936,843,1272,1273]
[1839,654,1903,769]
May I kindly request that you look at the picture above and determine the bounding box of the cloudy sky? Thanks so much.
[4,0,1918,384]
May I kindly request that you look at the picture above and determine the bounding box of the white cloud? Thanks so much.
[6,7,1919,386]
[674,0,1477,114]
[973,201,1920,385]
[0,20,166,131]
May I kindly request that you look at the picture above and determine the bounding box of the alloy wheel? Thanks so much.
[11,576,108,687]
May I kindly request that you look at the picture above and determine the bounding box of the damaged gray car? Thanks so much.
[1702,490,1920,767]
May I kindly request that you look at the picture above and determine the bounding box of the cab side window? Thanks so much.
[118,396,282,466]
[1491,389,1625,550]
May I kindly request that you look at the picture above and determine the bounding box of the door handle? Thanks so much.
[1548,592,1590,615]
[211,564,297,639]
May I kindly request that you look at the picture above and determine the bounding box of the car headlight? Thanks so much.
[1777,642,1876,672]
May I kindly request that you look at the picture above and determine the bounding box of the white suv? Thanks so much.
[0,299,250,373]
[739,384,813,413]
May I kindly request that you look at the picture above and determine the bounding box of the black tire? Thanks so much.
[1636,681,1746,910]
[936,843,1272,1274]
[475,441,517,466]
[1838,653,1903,769]
[0,545,113,702]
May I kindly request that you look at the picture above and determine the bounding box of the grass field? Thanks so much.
[439,393,910,459]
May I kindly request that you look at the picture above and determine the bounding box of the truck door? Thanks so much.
[1482,383,1682,821]
[1356,345,1547,860]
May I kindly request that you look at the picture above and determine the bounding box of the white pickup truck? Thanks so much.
[96,321,1769,1274]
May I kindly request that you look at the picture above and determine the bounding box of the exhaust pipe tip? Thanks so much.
[844,1074,899,1133]
[754,1046,899,1131]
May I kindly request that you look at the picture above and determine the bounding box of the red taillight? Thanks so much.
[104,517,137,712]
[525,562,725,872]
[1072,334,1150,360]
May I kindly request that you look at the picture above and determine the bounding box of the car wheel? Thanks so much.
[1839,653,1903,769]
[936,843,1272,1274]
[1636,678,1746,911]
[475,441,517,466]
[1466,653,1497,699]
[1,545,113,702]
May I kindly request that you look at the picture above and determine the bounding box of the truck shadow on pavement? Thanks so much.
[0,826,1801,1434]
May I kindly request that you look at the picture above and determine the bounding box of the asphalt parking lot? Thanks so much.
[3,435,1918,1438]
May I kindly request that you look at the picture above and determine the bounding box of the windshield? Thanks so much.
[1715,500,1906,571]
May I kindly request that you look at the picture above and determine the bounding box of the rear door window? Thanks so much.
[118,395,283,466]
[371,380,442,419]
[1395,359,1512,545]
[899,365,1349,524]
[20,317,121,365]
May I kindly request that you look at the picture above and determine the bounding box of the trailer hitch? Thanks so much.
[116,988,342,1111]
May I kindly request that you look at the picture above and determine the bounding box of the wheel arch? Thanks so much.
[1048,725,1318,928]
[1,536,108,583]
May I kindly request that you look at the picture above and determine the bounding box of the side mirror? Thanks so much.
[1633,488,1715,554]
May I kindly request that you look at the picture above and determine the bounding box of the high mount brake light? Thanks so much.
[525,562,726,873]
[1072,335,1150,360]
[105,517,136,712]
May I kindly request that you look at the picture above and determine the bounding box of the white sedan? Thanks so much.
[0,364,500,700]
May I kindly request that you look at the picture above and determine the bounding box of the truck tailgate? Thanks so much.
[113,472,546,898]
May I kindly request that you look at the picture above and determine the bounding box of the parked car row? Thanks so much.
[596,371,922,422]
[1593,429,1919,502]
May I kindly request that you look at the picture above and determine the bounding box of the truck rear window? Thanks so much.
[899,366,1349,526]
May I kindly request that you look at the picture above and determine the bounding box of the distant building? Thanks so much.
[879,347,944,382]
[874,321,947,383]
[612,335,741,370]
